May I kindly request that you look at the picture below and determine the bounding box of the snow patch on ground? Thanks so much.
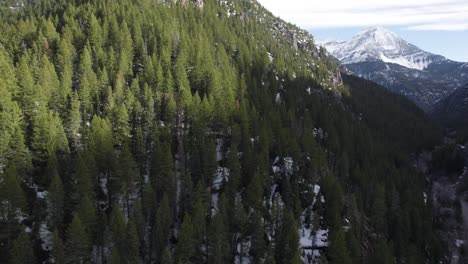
[37,190,48,199]
[299,184,328,264]
[271,156,295,176]
[213,166,230,191]
[216,138,224,162]
[275,93,282,104]
[234,238,251,264]
[39,222,53,252]
[211,192,219,217]
[380,53,430,71]
[284,157,294,176]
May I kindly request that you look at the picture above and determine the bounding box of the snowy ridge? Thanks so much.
[319,26,445,70]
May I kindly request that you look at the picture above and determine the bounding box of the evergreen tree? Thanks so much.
[161,247,173,264]
[66,92,82,147]
[208,212,228,264]
[48,163,64,229]
[78,45,98,117]
[9,232,35,264]
[175,214,195,263]
[1,163,26,218]
[32,110,69,161]
[52,229,65,264]
[372,184,387,235]
[110,206,126,253]
[275,209,301,264]
[126,218,140,264]
[154,195,172,259]
[66,213,89,263]
[328,228,351,264]
[150,138,176,207]
[77,195,97,243]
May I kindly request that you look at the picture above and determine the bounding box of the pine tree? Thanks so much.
[38,54,60,110]
[9,232,35,264]
[88,116,115,193]
[2,163,26,218]
[126,218,140,263]
[110,247,122,264]
[275,209,301,264]
[56,38,74,105]
[66,213,89,263]
[117,142,138,213]
[250,212,267,263]
[154,194,172,259]
[66,91,82,148]
[110,206,126,253]
[0,46,18,97]
[78,45,98,118]
[175,214,195,263]
[191,183,207,259]
[245,172,263,210]
[161,247,173,264]
[208,212,228,264]
[52,229,65,264]
[16,55,43,122]
[47,162,64,229]
[328,228,351,264]
[117,22,134,78]
[77,195,97,243]
[372,184,387,235]
[32,110,69,161]
[150,138,175,207]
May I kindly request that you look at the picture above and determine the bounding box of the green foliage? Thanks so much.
[0,0,444,263]
[175,214,195,263]
[32,110,69,160]
[9,232,35,264]
[66,213,89,263]
[52,229,65,264]
[275,209,301,264]
[328,229,351,264]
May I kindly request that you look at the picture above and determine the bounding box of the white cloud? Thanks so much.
[257,0,468,31]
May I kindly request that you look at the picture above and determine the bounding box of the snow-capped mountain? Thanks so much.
[321,27,445,70]
[319,27,468,110]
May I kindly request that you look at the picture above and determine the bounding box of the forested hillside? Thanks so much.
[0,0,443,263]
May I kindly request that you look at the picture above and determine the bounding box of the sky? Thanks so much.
[256,0,468,62]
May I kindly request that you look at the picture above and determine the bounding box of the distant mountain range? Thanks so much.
[433,84,468,131]
[319,26,468,111]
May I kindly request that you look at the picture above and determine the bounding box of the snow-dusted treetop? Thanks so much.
[319,26,446,70]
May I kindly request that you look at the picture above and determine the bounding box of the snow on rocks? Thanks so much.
[299,184,328,264]
[312,128,327,140]
[37,190,48,199]
[271,156,295,176]
[211,192,219,217]
[272,156,281,174]
[313,229,329,248]
[98,176,109,211]
[211,166,230,216]
[283,157,294,176]
[213,166,230,191]
[39,222,53,252]
[216,138,224,162]
[99,177,108,196]
[275,93,282,104]
[234,238,251,264]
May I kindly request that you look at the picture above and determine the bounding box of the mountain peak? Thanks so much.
[321,26,445,70]
[358,26,394,35]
